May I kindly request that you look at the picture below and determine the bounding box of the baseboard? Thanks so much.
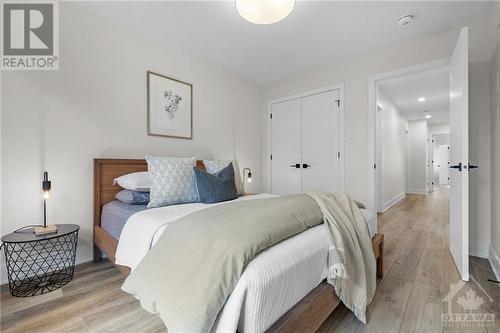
[76,256,93,266]
[381,192,406,213]
[489,245,500,281]
[407,188,428,195]
[470,240,489,259]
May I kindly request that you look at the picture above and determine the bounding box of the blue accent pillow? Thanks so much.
[194,163,238,204]
[115,190,150,205]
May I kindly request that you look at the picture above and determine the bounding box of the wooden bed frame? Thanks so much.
[93,158,384,332]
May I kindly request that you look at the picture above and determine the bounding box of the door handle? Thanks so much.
[302,164,311,169]
[468,163,478,170]
[450,162,462,171]
[290,164,300,168]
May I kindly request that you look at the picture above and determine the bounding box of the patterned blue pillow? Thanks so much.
[194,163,237,204]
[115,190,150,205]
[147,156,198,208]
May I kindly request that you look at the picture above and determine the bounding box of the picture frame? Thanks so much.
[147,71,193,139]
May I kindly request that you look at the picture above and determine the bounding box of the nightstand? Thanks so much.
[1,224,79,297]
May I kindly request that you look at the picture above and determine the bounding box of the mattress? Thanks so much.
[103,198,377,243]
[101,200,147,239]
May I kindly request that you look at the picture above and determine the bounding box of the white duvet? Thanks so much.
[115,194,376,333]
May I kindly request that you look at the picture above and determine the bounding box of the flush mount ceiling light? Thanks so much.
[397,14,415,27]
[418,97,426,102]
[424,111,432,119]
[236,0,295,25]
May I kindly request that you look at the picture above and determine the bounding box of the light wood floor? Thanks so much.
[1,188,499,333]
[318,188,500,333]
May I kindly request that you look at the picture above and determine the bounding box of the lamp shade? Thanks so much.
[42,171,51,192]
[236,0,295,25]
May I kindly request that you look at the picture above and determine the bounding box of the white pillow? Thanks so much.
[203,159,244,195]
[113,171,151,192]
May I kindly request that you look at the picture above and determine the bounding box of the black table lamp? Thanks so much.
[35,171,57,235]
[42,171,51,227]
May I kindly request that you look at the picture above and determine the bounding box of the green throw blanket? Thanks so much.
[122,193,376,332]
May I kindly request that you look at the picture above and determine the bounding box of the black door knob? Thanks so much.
[450,163,462,171]
[302,164,311,169]
[289,164,300,168]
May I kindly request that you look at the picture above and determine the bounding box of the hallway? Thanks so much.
[320,189,500,333]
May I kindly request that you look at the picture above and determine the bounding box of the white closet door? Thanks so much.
[301,90,340,192]
[271,99,302,195]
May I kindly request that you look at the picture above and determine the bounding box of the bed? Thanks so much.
[93,158,384,333]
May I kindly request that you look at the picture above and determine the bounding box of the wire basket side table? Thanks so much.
[1,224,79,297]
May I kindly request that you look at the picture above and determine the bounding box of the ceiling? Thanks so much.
[377,66,450,124]
[76,1,492,85]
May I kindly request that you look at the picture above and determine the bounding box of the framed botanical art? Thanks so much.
[147,71,193,139]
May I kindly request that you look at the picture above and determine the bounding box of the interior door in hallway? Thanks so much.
[301,90,341,192]
[433,139,440,189]
[449,27,469,281]
[438,144,449,185]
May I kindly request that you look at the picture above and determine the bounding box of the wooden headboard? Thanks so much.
[93,158,205,228]
[93,158,205,270]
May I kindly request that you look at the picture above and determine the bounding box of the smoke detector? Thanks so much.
[397,14,415,27]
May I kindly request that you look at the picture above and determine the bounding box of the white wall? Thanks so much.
[376,88,407,211]
[469,61,492,257]
[407,120,429,193]
[0,3,262,282]
[489,2,500,275]
[430,123,450,135]
[465,4,497,259]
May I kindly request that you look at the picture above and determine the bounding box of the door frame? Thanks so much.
[367,57,450,213]
[266,83,345,194]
